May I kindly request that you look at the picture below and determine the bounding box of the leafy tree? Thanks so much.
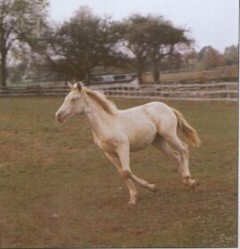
[123,15,151,83]
[124,14,192,83]
[47,7,127,81]
[161,52,183,71]
[223,45,239,65]
[0,0,49,87]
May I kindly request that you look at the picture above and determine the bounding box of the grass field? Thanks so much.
[0,96,238,248]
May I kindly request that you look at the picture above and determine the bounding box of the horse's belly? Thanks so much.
[118,110,157,152]
[128,126,157,152]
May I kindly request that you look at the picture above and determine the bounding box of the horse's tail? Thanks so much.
[172,108,201,147]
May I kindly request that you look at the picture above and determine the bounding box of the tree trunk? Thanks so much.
[137,69,143,84]
[136,62,144,84]
[0,51,7,88]
[85,70,91,83]
[152,62,160,84]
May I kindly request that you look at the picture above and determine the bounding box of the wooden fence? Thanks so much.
[100,82,238,102]
[0,82,238,102]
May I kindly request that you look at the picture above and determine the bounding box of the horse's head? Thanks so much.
[55,82,85,123]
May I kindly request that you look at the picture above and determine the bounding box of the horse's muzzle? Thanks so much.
[55,112,64,123]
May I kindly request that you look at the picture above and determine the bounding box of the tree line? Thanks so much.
[0,0,238,87]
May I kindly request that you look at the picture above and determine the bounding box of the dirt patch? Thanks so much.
[0,130,18,137]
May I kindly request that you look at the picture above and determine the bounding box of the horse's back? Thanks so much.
[143,101,173,113]
[119,101,175,126]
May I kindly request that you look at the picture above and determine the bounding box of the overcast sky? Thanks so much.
[48,0,239,52]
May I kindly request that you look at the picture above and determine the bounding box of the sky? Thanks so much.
[48,0,239,53]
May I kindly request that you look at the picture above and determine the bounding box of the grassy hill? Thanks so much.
[143,64,238,84]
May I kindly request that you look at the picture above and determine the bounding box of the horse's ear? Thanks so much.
[77,82,83,92]
[67,82,73,90]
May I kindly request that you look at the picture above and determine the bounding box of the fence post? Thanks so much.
[226,83,230,101]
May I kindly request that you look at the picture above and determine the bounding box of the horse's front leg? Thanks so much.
[117,143,157,192]
[104,152,138,205]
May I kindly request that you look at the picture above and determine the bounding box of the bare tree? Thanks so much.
[198,46,224,69]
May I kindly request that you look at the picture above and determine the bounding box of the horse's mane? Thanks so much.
[85,88,118,114]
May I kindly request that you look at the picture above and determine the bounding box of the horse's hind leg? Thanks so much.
[130,172,157,192]
[159,134,197,187]
[104,152,138,205]
[153,136,181,164]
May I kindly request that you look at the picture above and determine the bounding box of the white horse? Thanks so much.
[55,82,201,205]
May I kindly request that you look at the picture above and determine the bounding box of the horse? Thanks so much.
[55,82,201,205]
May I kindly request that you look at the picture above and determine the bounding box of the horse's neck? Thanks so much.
[84,96,111,136]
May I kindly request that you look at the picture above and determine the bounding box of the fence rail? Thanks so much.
[0,82,238,102]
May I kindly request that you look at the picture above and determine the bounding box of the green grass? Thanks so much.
[0,96,238,248]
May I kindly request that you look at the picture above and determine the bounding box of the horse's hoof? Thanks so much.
[190,180,200,189]
[128,199,137,206]
[128,194,139,206]
[183,176,199,188]
[149,184,157,192]
[185,179,199,190]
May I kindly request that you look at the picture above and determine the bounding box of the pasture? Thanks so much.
[0,96,238,248]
